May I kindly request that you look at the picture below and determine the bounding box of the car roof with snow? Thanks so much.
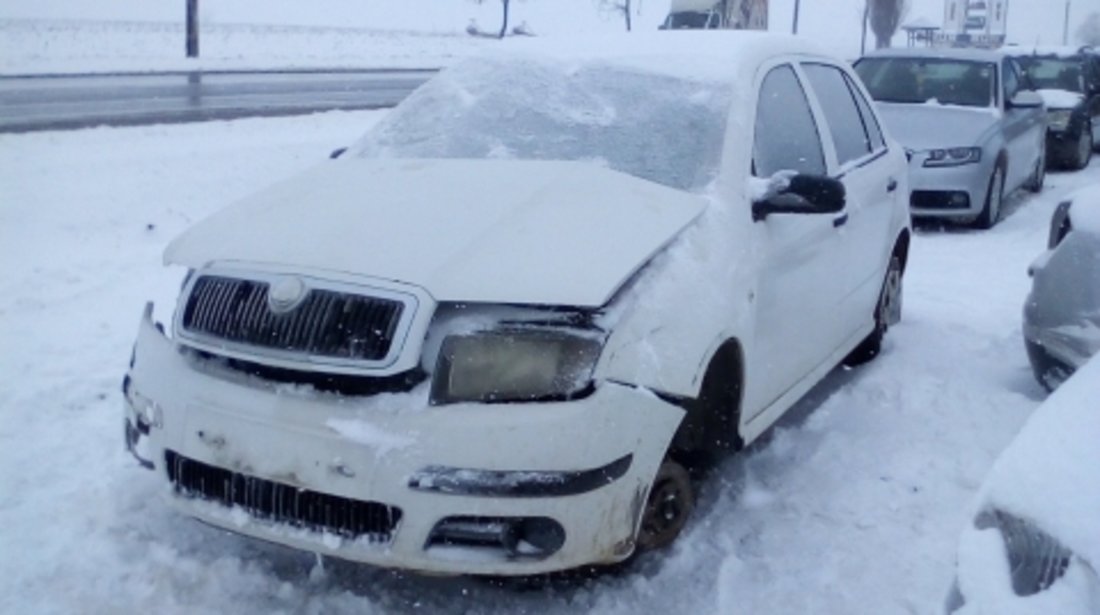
[496,31,833,84]
[974,354,1100,564]
[1003,45,1094,59]
[862,46,1006,63]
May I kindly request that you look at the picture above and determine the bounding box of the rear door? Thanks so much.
[799,62,897,341]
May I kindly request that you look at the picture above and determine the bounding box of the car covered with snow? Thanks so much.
[1008,46,1100,171]
[122,32,911,576]
[944,354,1100,614]
[1023,184,1100,390]
[854,47,1047,228]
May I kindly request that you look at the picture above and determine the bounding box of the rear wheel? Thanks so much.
[973,164,1005,230]
[844,254,903,366]
[636,459,694,552]
[1024,143,1045,193]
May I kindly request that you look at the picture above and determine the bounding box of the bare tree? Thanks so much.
[475,0,514,39]
[867,0,909,49]
[1079,12,1100,46]
[597,0,636,32]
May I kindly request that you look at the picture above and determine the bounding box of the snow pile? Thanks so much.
[1067,184,1100,235]
[0,19,492,74]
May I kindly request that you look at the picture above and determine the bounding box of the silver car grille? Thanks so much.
[180,274,404,363]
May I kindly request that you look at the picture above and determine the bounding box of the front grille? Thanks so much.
[181,275,403,362]
[165,451,402,542]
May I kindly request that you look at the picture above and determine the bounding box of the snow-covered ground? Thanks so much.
[0,111,1097,613]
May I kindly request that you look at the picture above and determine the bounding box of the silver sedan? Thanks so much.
[855,48,1047,228]
[1024,185,1100,390]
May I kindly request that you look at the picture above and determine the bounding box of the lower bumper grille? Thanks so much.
[911,190,971,210]
[165,451,401,543]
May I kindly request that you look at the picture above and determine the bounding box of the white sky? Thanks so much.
[0,1,1094,58]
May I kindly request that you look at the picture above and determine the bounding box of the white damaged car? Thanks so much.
[123,33,911,575]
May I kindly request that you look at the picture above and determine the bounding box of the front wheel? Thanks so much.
[635,459,694,552]
[1024,143,1045,193]
[973,164,1005,230]
[844,254,903,366]
[1067,129,1093,170]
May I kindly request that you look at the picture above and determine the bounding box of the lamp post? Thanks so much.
[1063,0,1071,45]
[792,0,801,34]
[186,0,198,58]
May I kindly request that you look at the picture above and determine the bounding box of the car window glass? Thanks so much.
[753,65,826,177]
[855,58,995,108]
[846,73,886,152]
[803,64,873,166]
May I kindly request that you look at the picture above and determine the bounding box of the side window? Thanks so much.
[803,63,874,166]
[754,65,826,178]
[846,73,886,152]
[1003,60,1021,101]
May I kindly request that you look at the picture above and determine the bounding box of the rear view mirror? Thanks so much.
[752,174,846,221]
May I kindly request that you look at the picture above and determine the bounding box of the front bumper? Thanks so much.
[906,153,993,220]
[122,305,683,575]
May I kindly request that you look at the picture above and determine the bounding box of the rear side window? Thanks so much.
[803,64,875,166]
[754,65,826,177]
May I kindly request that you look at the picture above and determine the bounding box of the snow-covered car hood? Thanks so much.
[1037,88,1085,111]
[165,158,706,307]
[976,354,1100,565]
[875,102,998,150]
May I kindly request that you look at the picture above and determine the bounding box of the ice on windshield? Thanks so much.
[352,57,733,192]
[855,58,995,108]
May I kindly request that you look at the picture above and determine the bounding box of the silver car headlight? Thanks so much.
[976,509,1072,596]
[430,329,602,405]
[923,147,982,167]
[1047,109,1073,132]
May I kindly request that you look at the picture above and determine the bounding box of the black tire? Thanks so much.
[973,163,1005,230]
[636,459,694,552]
[1068,129,1093,171]
[844,253,903,366]
[1024,143,1045,193]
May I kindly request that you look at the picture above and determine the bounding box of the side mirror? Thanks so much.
[752,174,846,222]
[329,147,348,160]
[1008,90,1044,109]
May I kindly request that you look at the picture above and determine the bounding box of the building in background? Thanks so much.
[659,0,768,30]
[939,0,1009,48]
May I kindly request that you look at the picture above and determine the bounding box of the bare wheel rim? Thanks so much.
[637,461,693,551]
[1080,131,1092,167]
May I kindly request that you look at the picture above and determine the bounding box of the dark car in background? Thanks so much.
[1009,46,1100,170]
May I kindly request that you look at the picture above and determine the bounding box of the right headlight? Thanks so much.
[1047,109,1073,132]
[430,329,602,405]
[976,509,1072,596]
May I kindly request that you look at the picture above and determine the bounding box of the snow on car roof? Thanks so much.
[976,355,1100,564]
[1067,184,1100,236]
[862,46,1006,63]
[1004,45,1095,59]
[496,31,831,85]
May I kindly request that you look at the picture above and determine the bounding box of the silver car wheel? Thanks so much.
[879,256,903,329]
[1078,130,1093,169]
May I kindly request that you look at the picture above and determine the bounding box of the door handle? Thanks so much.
[887,178,899,192]
[833,213,849,228]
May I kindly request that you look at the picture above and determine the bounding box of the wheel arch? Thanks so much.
[668,337,745,469]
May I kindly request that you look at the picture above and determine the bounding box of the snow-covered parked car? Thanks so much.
[1009,46,1099,171]
[1024,185,1100,390]
[944,355,1100,614]
[854,48,1047,228]
[122,33,911,576]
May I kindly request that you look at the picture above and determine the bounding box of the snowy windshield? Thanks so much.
[352,57,733,192]
[1015,57,1084,93]
[855,58,995,108]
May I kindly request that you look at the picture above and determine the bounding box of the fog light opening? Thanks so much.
[427,516,565,559]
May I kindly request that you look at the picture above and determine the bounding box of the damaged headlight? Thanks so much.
[430,329,602,405]
[976,509,1072,596]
